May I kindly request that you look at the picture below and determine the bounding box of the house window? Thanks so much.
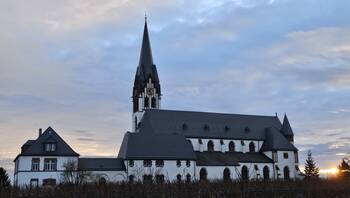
[44,158,57,171]
[207,140,214,151]
[44,143,56,152]
[155,174,164,183]
[42,178,56,186]
[143,160,152,167]
[156,160,164,167]
[129,160,134,167]
[30,178,39,187]
[249,142,255,152]
[283,153,289,159]
[31,158,40,171]
[176,160,181,167]
[186,160,191,167]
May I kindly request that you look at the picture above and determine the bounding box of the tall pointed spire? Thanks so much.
[138,17,154,67]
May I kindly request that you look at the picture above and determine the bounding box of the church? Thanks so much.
[13,19,301,186]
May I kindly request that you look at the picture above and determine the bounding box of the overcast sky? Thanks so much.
[1,0,350,179]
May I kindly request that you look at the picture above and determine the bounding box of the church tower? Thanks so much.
[132,18,161,132]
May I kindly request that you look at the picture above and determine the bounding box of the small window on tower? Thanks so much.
[151,97,156,108]
[144,97,149,108]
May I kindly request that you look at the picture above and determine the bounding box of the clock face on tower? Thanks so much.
[146,88,154,95]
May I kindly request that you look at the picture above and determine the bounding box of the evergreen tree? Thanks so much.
[338,158,350,179]
[304,150,319,179]
[0,167,10,188]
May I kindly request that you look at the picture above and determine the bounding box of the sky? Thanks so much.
[1,0,350,179]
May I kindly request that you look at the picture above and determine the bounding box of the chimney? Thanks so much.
[39,128,42,137]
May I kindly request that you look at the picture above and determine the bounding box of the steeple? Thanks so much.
[132,17,161,116]
[281,114,294,143]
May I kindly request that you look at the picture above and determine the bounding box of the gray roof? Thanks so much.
[78,158,125,171]
[138,109,282,140]
[260,127,298,151]
[15,127,79,161]
[281,114,294,137]
[195,151,273,166]
[118,132,196,160]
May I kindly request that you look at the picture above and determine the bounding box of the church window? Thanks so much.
[283,166,290,179]
[186,174,191,182]
[186,160,191,167]
[129,175,134,183]
[249,142,255,152]
[224,126,230,132]
[204,124,210,131]
[263,166,270,180]
[241,166,249,180]
[156,160,164,167]
[176,160,181,167]
[245,126,250,133]
[99,177,106,184]
[220,139,224,145]
[199,168,207,181]
[44,158,57,171]
[228,141,235,152]
[151,97,156,108]
[182,123,188,130]
[143,175,153,183]
[134,117,138,130]
[143,160,152,167]
[241,140,245,146]
[294,152,299,163]
[223,168,231,181]
[283,153,289,159]
[207,140,214,151]
[273,152,278,162]
[254,165,259,171]
[176,174,182,182]
[31,158,40,171]
[198,139,203,144]
[129,160,134,167]
[144,97,149,108]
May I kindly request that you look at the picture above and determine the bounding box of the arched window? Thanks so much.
[207,140,214,151]
[284,166,290,180]
[129,160,134,167]
[176,160,181,167]
[129,175,134,183]
[155,174,164,184]
[186,174,191,183]
[241,166,249,181]
[151,97,156,108]
[199,168,207,181]
[249,142,255,152]
[229,141,235,152]
[143,175,153,183]
[156,160,164,167]
[99,177,106,185]
[223,168,231,181]
[263,166,270,180]
[144,97,149,108]
[176,174,182,182]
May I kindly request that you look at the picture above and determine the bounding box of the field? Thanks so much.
[1,179,350,198]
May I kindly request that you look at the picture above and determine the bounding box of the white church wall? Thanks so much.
[275,151,297,179]
[237,163,274,180]
[126,160,195,182]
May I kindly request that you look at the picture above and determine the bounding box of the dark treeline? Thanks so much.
[2,179,350,198]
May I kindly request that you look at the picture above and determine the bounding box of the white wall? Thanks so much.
[275,151,298,179]
[14,156,78,186]
[85,171,126,183]
[126,160,195,182]
[188,138,264,153]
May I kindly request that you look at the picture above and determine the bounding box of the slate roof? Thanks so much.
[14,127,79,161]
[78,158,126,171]
[138,109,282,140]
[195,151,273,166]
[118,132,196,160]
[260,127,298,151]
[281,114,294,137]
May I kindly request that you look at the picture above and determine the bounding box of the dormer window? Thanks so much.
[224,126,230,132]
[204,124,210,131]
[245,127,250,133]
[182,123,188,130]
[44,143,56,152]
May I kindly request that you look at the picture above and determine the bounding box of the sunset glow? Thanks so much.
[320,168,339,175]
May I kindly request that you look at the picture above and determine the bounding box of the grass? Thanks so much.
[1,179,350,198]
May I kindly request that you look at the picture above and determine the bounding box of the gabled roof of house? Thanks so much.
[195,151,273,166]
[14,127,79,161]
[260,127,298,151]
[78,158,126,171]
[117,132,196,160]
[138,109,282,140]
